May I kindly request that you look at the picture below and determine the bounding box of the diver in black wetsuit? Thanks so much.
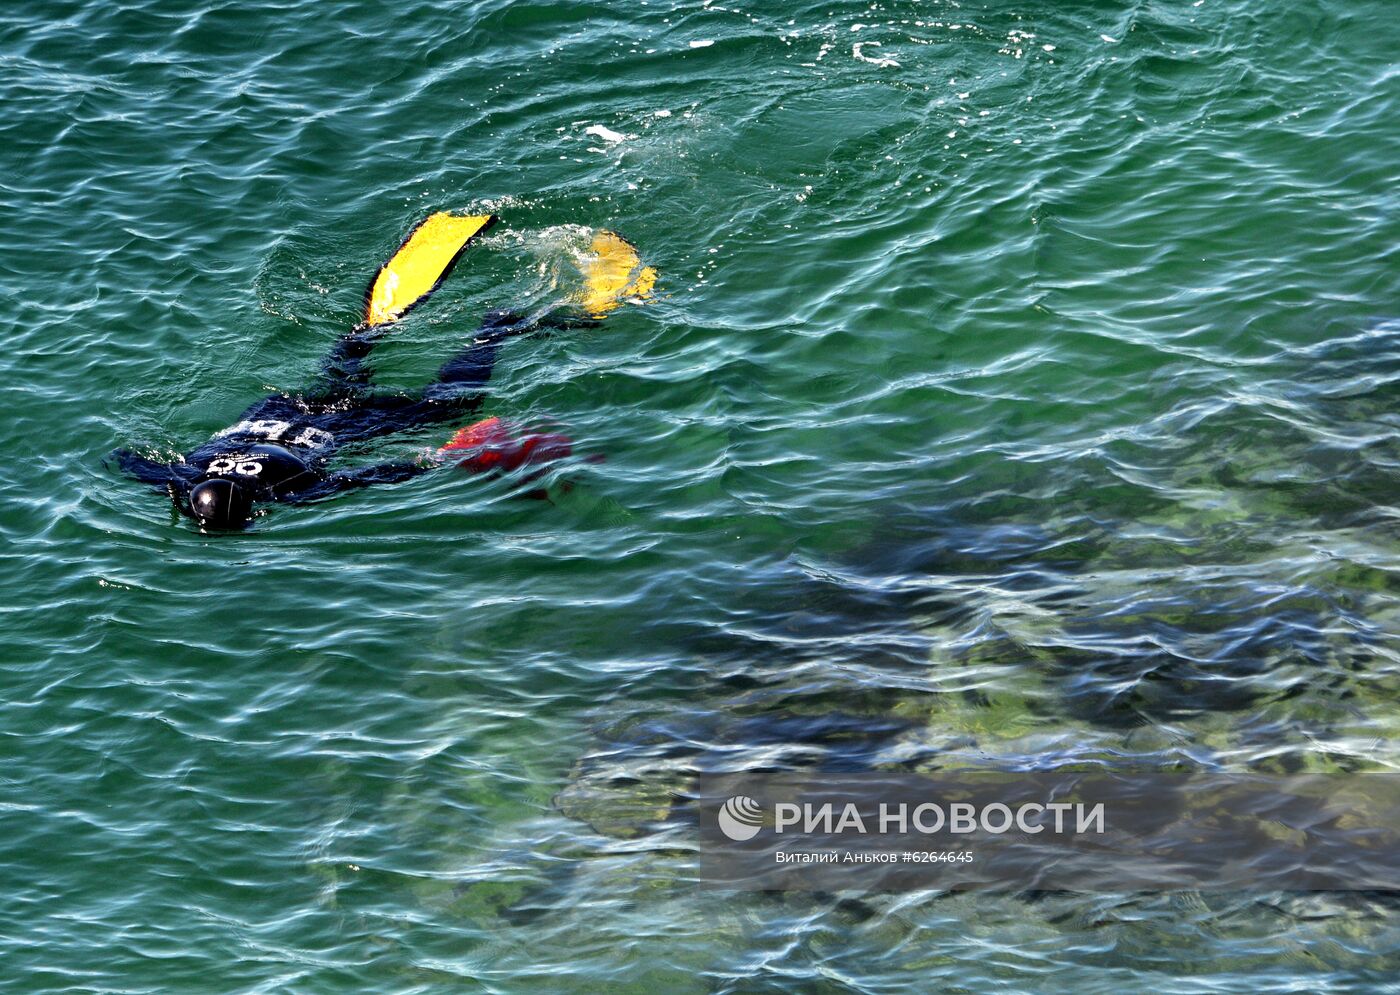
[112,214,655,531]
[112,308,547,530]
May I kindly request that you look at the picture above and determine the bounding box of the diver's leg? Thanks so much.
[420,310,521,401]
[319,310,528,441]
[309,327,387,399]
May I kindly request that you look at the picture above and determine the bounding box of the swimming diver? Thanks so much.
[109,213,656,531]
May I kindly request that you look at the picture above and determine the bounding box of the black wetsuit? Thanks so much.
[113,309,537,511]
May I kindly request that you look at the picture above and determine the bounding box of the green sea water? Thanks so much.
[4,0,1400,990]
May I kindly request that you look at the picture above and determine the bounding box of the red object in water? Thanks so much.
[440,417,572,475]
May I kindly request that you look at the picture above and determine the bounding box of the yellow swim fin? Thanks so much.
[364,212,498,328]
[579,230,657,317]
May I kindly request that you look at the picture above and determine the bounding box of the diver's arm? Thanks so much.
[284,417,578,503]
[282,460,436,503]
[110,449,177,488]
